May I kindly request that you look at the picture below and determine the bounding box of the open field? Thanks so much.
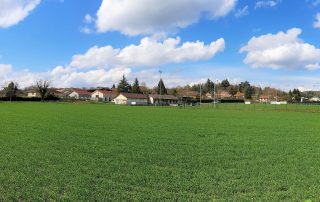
[1,103,320,201]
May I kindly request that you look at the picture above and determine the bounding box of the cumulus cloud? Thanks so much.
[48,66,131,87]
[70,46,119,69]
[255,0,281,9]
[70,37,225,68]
[314,13,320,28]
[95,0,237,35]
[0,0,41,28]
[240,28,320,70]
[1,36,224,88]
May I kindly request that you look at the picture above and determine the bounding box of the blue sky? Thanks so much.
[1,0,320,90]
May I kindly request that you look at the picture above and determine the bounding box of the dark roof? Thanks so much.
[120,93,148,99]
[149,94,178,100]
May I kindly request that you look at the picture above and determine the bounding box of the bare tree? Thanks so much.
[36,80,50,102]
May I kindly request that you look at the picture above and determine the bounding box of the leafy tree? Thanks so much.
[157,79,167,95]
[132,78,142,94]
[36,80,50,102]
[221,79,230,89]
[117,75,130,93]
[112,84,116,89]
[4,82,18,102]
[229,86,237,97]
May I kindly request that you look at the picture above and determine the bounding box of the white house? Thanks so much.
[27,90,40,98]
[91,90,117,102]
[114,93,148,105]
[149,94,178,105]
[310,97,320,102]
[68,89,91,100]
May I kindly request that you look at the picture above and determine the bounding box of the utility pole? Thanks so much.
[200,84,202,105]
[159,70,162,105]
[213,80,216,109]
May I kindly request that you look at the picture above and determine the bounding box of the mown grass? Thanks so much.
[1,102,320,201]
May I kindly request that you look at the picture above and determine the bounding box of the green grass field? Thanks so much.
[1,102,320,201]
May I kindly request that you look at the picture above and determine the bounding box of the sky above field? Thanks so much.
[0,0,320,90]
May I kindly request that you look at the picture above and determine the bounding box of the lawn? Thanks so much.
[0,102,320,201]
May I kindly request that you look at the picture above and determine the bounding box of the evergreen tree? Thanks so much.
[4,82,18,102]
[117,75,130,93]
[157,79,167,95]
[239,81,250,93]
[229,86,237,97]
[204,78,214,93]
[221,79,230,89]
[292,89,302,102]
[132,78,142,94]
[244,85,255,99]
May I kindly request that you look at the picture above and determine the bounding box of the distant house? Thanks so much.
[48,88,64,98]
[27,90,40,98]
[259,95,269,103]
[217,91,231,99]
[91,90,117,102]
[68,89,91,100]
[205,93,213,99]
[114,93,148,105]
[310,97,320,102]
[235,92,245,99]
[149,94,178,105]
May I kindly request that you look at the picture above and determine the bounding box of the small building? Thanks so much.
[310,97,320,102]
[27,90,40,98]
[114,93,148,105]
[68,89,91,100]
[205,93,213,99]
[235,92,245,99]
[149,94,178,105]
[91,90,117,102]
[217,91,231,99]
[259,95,269,103]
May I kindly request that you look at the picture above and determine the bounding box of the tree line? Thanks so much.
[0,76,311,103]
[2,80,50,102]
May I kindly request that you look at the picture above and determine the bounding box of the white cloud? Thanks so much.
[1,36,224,88]
[95,0,237,35]
[0,0,41,28]
[235,5,249,18]
[70,37,225,68]
[255,0,281,9]
[314,13,320,28]
[70,46,119,68]
[0,64,12,75]
[240,28,320,70]
[49,66,131,87]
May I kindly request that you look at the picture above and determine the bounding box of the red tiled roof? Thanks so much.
[120,93,148,99]
[235,92,244,97]
[73,89,91,95]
